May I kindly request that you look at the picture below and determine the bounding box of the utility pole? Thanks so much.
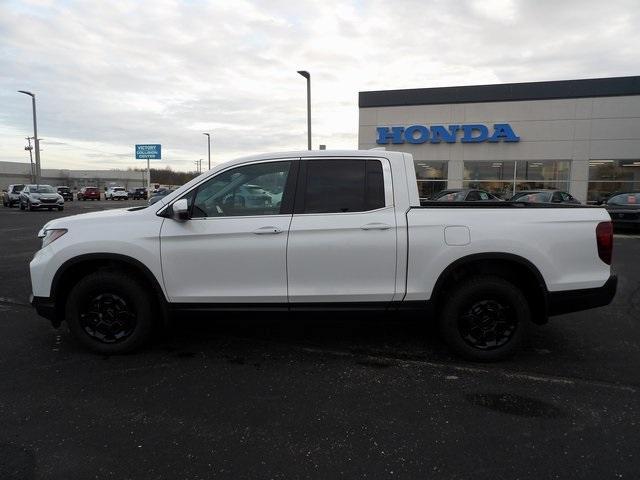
[18,91,41,183]
[203,133,211,170]
[25,137,35,183]
[297,71,311,150]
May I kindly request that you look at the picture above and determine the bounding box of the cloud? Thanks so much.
[0,0,638,171]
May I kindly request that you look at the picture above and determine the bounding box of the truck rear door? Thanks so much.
[286,157,397,304]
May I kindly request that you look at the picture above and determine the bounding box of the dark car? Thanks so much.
[510,190,580,204]
[132,187,148,200]
[77,186,101,201]
[55,186,74,201]
[604,192,640,229]
[148,188,176,205]
[432,189,501,202]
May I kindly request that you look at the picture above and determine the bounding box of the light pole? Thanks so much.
[203,133,211,170]
[18,90,41,183]
[297,70,311,150]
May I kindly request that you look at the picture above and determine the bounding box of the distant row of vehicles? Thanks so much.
[430,188,580,204]
[3,183,640,226]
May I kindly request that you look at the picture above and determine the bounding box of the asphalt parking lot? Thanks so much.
[0,200,638,479]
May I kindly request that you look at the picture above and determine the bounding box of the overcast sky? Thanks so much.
[1,0,638,172]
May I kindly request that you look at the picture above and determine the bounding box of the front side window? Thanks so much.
[191,161,291,218]
[300,159,385,214]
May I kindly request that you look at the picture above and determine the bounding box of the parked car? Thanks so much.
[105,186,128,200]
[55,186,73,202]
[19,184,64,211]
[132,187,148,200]
[148,188,176,205]
[510,190,580,204]
[432,189,501,201]
[2,184,25,207]
[30,150,616,360]
[603,192,640,229]
[77,187,101,201]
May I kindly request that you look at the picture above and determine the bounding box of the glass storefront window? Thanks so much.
[587,160,640,203]
[415,161,447,199]
[463,160,571,199]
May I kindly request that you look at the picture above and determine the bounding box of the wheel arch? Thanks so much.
[51,253,168,325]
[430,252,549,324]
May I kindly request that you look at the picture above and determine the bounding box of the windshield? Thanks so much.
[11,185,25,193]
[512,192,552,203]
[436,191,466,202]
[608,193,640,205]
[58,187,70,192]
[113,187,125,191]
[30,185,55,193]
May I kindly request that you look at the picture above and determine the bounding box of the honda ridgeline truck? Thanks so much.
[29,150,617,360]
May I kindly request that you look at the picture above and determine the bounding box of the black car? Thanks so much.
[148,188,176,205]
[604,192,640,229]
[132,187,148,200]
[432,189,501,202]
[510,190,580,204]
[55,186,74,201]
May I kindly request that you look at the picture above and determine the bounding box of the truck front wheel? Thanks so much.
[65,270,153,354]
[438,276,530,361]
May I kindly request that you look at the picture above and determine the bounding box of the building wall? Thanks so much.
[0,161,147,191]
[358,95,640,202]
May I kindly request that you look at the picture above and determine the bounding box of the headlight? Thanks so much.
[38,228,67,248]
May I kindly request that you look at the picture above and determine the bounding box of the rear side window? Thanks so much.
[299,159,385,214]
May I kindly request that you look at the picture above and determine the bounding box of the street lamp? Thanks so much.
[297,70,311,150]
[18,90,41,183]
[203,133,211,170]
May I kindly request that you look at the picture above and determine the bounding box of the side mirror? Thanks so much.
[172,198,190,221]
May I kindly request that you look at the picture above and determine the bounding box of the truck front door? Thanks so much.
[160,159,297,303]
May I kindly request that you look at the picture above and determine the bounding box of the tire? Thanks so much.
[58,206,63,211]
[20,201,25,211]
[28,201,35,211]
[66,270,153,354]
[438,275,530,361]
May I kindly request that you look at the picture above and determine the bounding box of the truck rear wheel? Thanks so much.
[65,270,153,354]
[438,275,530,361]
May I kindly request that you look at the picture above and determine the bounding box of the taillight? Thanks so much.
[596,221,613,265]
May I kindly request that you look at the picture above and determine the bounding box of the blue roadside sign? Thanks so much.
[135,144,161,160]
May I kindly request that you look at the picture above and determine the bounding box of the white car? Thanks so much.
[105,186,128,200]
[29,150,616,359]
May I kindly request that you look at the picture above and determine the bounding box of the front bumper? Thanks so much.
[547,274,618,316]
[29,294,61,327]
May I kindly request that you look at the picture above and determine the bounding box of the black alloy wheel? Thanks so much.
[458,299,517,350]
[66,270,154,354]
[439,275,530,361]
[78,293,137,343]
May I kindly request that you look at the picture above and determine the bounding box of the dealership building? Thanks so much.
[359,76,640,203]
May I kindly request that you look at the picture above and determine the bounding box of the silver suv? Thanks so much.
[19,184,64,211]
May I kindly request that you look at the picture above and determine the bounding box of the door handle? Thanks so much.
[360,222,392,230]
[253,226,284,234]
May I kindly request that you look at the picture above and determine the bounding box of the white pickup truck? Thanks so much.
[29,150,617,360]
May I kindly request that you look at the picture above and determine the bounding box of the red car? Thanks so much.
[77,187,101,201]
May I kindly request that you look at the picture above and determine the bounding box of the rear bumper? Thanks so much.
[29,294,61,327]
[547,274,617,316]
